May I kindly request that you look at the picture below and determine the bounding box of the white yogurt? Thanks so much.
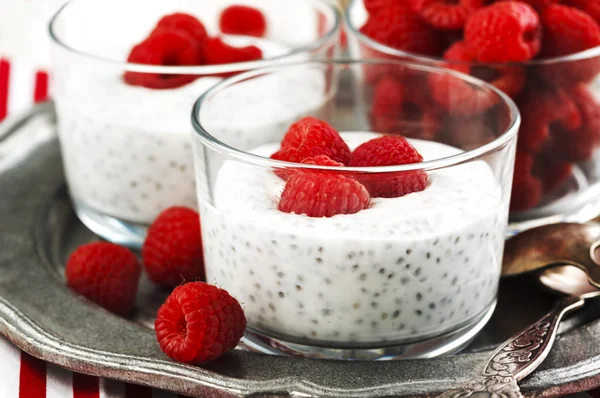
[199,133,506,344]
[54,37,325,223]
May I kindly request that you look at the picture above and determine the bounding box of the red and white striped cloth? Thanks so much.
[0,55,598,398]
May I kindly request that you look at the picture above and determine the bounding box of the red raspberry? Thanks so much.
[271,154,344,180]
[124,28,203,89]
[204,37,263,65]
[142,207,204,288]
[428,72,496,115]
[278,172,370,217]
[540,5,600,58]
[441,41,525,99]
[66,242,141,315]
[517,0,559,12]
[535,4,600,85]
[550,85,600,162]
[360,5,443,56]
[442,115,497,150]
[155,282,246,364]
[219,5,267,37]
[153,13,208,45]
[571,85,600,144]
[301,155,345,167]
[534,155,573,194]
[517,86,582,153]
[370,76,441,139]
[563,0,600,26]
[349,135,428,198]
[364,0,400,14]
[510,152,542,211]
[464,2,541,62]
[409,0,486,30]
[276,117,352,165]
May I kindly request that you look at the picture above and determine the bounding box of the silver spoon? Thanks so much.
[439,238,600,397]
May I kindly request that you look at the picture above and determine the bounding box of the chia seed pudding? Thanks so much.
[199,132,505,345]
[55,37,319,224]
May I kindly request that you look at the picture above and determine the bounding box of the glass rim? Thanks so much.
[344,0,600,67]
[48,0,341,75]
[191,59,521,173]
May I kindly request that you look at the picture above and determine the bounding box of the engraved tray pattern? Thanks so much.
[2,102,600,397]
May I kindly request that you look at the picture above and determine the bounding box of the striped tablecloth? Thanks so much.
[0,55,598,398]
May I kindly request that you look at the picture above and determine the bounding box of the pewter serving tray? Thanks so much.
[2,102,600,397]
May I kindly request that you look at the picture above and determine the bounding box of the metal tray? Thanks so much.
[2,102,600,397]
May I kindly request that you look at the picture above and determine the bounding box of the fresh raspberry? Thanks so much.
[364,0,400,14]
[441,41,525,99]
[534,155,573,194]
[66,242,141,315]
[204,37,263,65]
[571,85,600,144]
[219,5,267,37]
[349,135,428,198]
[540,5,600,58]
[124,28,202,89]
[517,86,582,153]
[301,155,345,167]
[442,115,497,150]
[428,72,496,115]
[536,4,600,85]
[275,117,352,165]
[369,76,441,139]
[155,282,246,364]
[517,0,559,12]
[510,152,542,211]
[142,207,204,288]
[278,172,370,217]
[549,85,600,162]
[563,0,600,26]
[464,2,541,62]
[271,154,343,180]
[360,5,443,56]
[409,0,486,30]
[153,13,208,45]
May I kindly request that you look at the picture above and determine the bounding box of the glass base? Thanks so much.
[508,164,600,235]
[239,300,496,360]
[73,199,148,249]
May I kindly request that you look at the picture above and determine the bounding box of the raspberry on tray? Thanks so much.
[155,282,246,364]
[142,206,205,288]
[66,242,141,315]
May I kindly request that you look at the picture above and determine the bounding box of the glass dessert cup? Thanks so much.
[345,0,600,234]
[192,60,519,360]
[49,0,340,248]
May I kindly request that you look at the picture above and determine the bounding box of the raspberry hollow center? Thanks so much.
[177,316,188,338]
[523,27,539,44]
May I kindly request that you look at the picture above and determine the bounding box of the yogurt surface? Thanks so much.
[200,133,506,344]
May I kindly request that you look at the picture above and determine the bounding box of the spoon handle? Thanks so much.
[438,296,585,398]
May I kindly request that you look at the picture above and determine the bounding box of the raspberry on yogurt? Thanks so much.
[199,132,505,344]
[56,38,320,224]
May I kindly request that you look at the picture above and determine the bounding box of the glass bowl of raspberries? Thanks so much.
[345,0,600,231]
[191,59,519,359]
[49,0,340,248]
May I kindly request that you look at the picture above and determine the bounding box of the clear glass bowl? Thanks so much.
[49,0,340,247]
[345,0,600,233]
[192,60,519,359]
